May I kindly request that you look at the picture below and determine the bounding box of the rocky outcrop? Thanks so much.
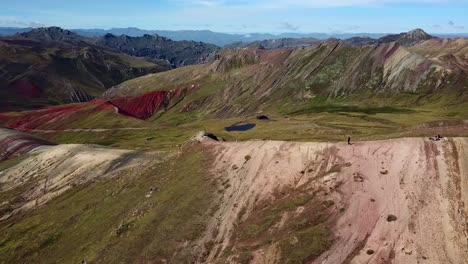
[190,131,219,143]
[16,26,89,46]
[95,33,220,67]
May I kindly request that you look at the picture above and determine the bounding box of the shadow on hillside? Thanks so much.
[289,105,416,115]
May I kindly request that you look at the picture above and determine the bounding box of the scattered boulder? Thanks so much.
[386,214,398,222]
[256,115,269,120]
[353,172,364,182]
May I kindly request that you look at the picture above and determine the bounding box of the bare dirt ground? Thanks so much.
[0,128,55,160]
[197,136,468,264]
[1,131,466,263]
[0,143,168,221]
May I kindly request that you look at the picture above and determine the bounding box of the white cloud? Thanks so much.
[0,17,45,27]
[172,0,468,9]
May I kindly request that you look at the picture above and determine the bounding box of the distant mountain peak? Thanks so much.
[16,26,85,44]
[378,28,433,46]
[406,28,431,38]
[23,26,76,36]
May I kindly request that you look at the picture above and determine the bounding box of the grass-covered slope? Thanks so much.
[0,128,54,161]
[0,141,219,263]
[1,135,466,263]
[0,38,170,111]
[0,38,466,151]
[108,38,467,119]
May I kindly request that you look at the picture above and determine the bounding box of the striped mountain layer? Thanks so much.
[1,86,195,131]
[108,37,468,118]
[0,131,466,264]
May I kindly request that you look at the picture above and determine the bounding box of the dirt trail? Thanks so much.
[198,137,467,264]
[17,127,154,133]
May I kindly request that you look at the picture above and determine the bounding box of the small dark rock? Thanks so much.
[353,173,364,182]
[386,214,398,222]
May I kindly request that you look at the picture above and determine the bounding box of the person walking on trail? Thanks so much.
[348,137,351,145]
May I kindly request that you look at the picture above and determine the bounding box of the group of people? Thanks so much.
[347,134,443,145]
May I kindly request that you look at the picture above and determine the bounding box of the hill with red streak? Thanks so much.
[107,87,193,119]
[90,99,117,112]
[109,91,169,119]
[6,104,89,130]
[3,87,194,130]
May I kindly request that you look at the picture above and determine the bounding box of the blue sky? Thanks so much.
[0,0,467,33]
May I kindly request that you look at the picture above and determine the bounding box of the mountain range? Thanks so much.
[2,26,467,46]
[15,27,219,67]
[228,29,434,48]
[0,36,169,111]
[1,27,462,111]
[0,24,467,264]
[106,36,467,119]
[0,27,220,110]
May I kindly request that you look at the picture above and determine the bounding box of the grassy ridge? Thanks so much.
[0,146,219,263]
[30,101,466,152]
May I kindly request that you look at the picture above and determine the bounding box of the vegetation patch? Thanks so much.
[288,104,416,116]
[225,186,335,263]
[279,224,332,263]
[0,146,220,263]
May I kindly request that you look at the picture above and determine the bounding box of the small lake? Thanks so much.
[225,123,256,132]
